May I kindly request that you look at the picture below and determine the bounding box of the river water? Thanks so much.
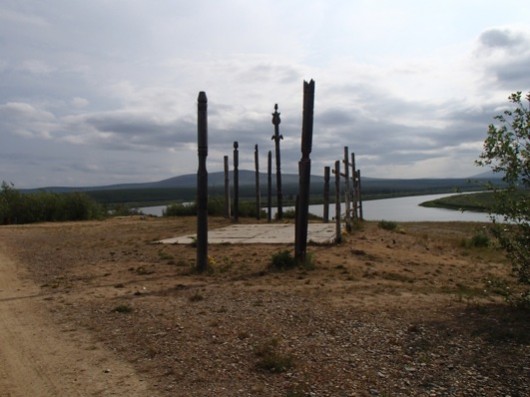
[139,193,492,223]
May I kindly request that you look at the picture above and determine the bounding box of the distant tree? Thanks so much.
[0,182,103,224]
[476,92,530,294]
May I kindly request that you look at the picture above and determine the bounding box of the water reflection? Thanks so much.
[140,193,492,223]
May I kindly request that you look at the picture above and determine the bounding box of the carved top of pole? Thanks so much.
[271,103,283,141]
[198,91,207,109]
[233,141,238,149]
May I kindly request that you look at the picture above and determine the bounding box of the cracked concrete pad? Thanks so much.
[158,223,336,245]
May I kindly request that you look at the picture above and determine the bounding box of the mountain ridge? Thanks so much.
[22,169,500,194]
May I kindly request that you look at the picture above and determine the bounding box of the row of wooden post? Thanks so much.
[223,142,363,233]
[196,82,362,271]
[321,147,363,244]
[221,101,285,223]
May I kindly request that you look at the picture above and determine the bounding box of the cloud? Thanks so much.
[19,59,55,75]
[0,102,57,138]
[2,1,530,187]
[479,28,527,49]
[475,27,530,89]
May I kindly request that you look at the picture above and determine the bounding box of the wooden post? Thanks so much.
[351,152,357,221]
[271,104,283,220]
[334,160,342,244]
[295,80,315,265]
[357,169,363,221]
[233,141,239,222]
[223,155,231,219]
[267,150,272,222]
[196,91,208,273]
[323,166,330,223]
[343,146,352,232]
[254,144,261,220]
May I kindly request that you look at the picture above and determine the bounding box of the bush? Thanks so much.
[476,91,530,286]
[378,220,398,231]
[254,338,295,373]
[470,232,490,248]
[270,250,297,271]
[0,182,103,224]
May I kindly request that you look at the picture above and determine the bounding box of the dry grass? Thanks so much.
[0,216,528,396]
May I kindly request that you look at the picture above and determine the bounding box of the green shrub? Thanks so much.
[461,230,491,248]
[378,220,398,231]
[470,232,490,247]
[270,250,297,271]
[1,182,103,224]
[113,304,133,313]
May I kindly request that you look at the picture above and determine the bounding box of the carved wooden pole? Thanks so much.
[334,160,342,244]
[223,155,231,219]
[271,104,283,220]
[351,152,357,221]
[233,141,239,222]
[323,166,330,223]
[267,150,272,222]
[343,146,352,232]
[196,91,208,273]
[357,169,363,221]
[254,144,261,220]
[295,80,315,265]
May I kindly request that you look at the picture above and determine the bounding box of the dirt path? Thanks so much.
[0,243,150,397]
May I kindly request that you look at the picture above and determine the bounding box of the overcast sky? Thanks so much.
[1,0,530,188]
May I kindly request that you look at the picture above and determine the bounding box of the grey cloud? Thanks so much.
[476,27,530,89]
[76,112,196,150]
[318,108,357,126]
[479,28,526,49]
[0,102,57,138]
[494,55,530,85]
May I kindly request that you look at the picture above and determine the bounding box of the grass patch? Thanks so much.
[158,250,174,261]
[189,291,205,302]
[461,231,490,248]
[269,250,315,271]
[270,250,297,271]
[113,304,133,314]
[378,220,398,231]
[254,338,295,373]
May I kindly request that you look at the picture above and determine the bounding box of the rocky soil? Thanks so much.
[0,216,528,396]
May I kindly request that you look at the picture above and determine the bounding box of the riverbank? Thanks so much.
[420,191,494,212]
[0,216,528,396]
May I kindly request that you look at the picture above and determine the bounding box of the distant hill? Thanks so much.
[468,170,504,180]
[21,170,496,206]
[24,170,323,193]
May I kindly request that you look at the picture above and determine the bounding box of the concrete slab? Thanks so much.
[158,223,336,245]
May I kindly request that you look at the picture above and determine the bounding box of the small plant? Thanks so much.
[270,250,297,271]
[378,220,398,231]
[113,304,133,314]
[470,232,490,247]
[189,291,204,302]
[484,276,511,298]
[254,338,295,373]
[158,250,174,261]
[460,231,491,248]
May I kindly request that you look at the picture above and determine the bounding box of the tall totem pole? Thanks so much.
[271,104,283,220]
[196,92,208,273]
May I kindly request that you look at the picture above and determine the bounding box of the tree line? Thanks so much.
[0,182,103,224]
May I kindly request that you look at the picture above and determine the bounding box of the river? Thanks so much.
[139,193,492,223]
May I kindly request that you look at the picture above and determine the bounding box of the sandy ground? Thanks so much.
[0,242,150,397]
[0,216,528,396]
